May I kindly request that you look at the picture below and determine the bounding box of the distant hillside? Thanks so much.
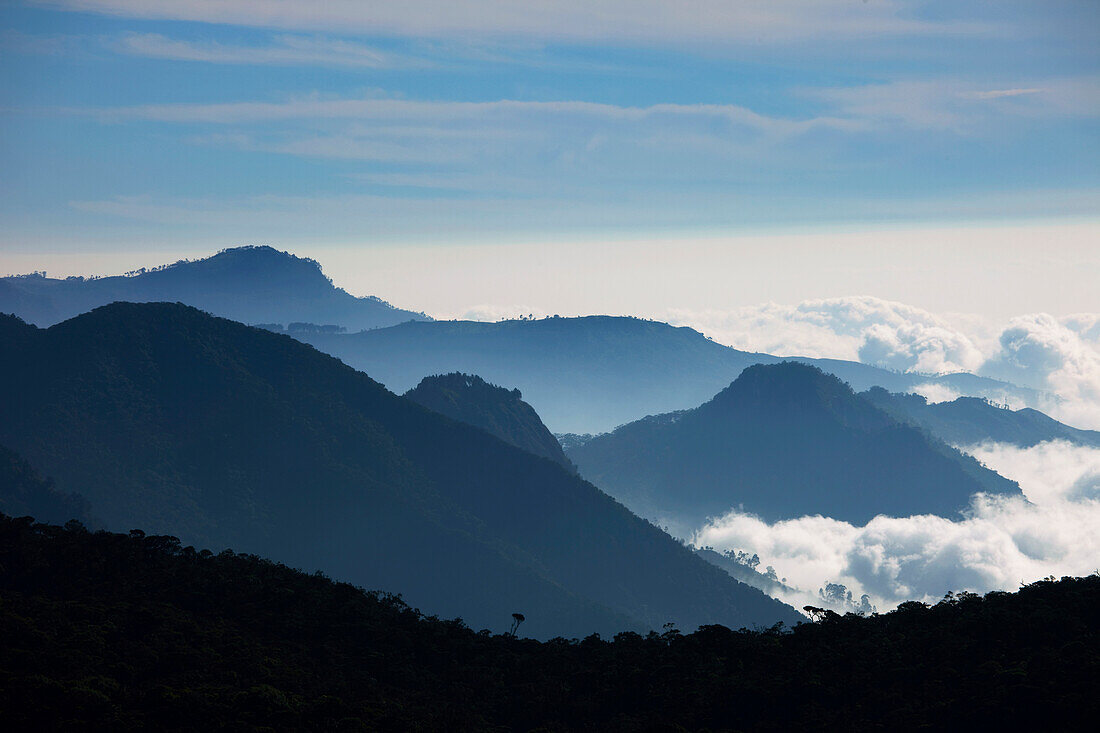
[0,304,797,638]
[566,363,1021,527]
[862,387,1100,448]
[0,246,428,330]
[406,373,575,472]
[297,316,1038,434]
[0,445,91,526]
[2,516,1094,730]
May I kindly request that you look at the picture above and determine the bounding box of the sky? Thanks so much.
[1,1,1097,306]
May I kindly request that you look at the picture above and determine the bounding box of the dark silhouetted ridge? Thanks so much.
[1,515,1094,730]
[405,372,575,471]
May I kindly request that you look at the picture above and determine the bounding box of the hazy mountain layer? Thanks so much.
[298,316,1038,434]
[565,363,1022,526]
[0,445,91,527]
[0,304,797,637]
[0,246,428,330]
[862,388,1100,448]
[405,373,575,472]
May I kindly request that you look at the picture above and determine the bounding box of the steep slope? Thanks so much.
[298,316,1038,434]
[862,387,1100,448]
[0,304,797,638]
[566,362,1021,527]
[405,373,575,471]
[0,246,428,330]
[0,445,91,526]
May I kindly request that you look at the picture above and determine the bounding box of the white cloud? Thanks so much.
[981,313,1100,429]
[694,441,1100,613]
[965,440,1100,504]
[910,383,961,404]
[663,296,986,374]
[114,32,408,68]
[661,298,1100,430]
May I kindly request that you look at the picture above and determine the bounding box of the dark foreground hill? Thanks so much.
[298,316,1036,434]
[566,363,1021,527]
[0,304,795,637]
[1,515,1095,731]
[0,246,428,330]
[862,387,1100,448]
[405,373,575,471]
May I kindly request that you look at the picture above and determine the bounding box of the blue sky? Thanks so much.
[2,0,1097,252]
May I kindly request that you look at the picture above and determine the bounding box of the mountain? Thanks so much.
[0,304,797,638]
[862,387,1100,448]
[405,373,575,472]
[296,316,1038,434]
[0,246,428,330]
[3,516,1094,730]
[0,445,91,526]
[565,362,1021,528]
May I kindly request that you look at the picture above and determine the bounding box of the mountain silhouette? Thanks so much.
[296,316,1038,434]
[862,387,1100,448]
[565,362,1022,527]
[405,373,575,472]
[0,246,428,330]
[0,303,797,637]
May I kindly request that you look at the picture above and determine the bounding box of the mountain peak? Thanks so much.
[405,372,575,472]
[0,247,429,331]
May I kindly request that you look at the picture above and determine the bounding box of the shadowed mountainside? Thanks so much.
[566,362,1021,527]
[298,316,1038,434]
[2,515,1094,731]
[0,304,797,638]
[0,445,92,527]
[405,372,575,472]
[0,246,428,331]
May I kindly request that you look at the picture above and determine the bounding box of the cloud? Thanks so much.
[36,1,982,45]
[113,32,411,68]
[663,296,986,374]
[694,441,1100,613]
[980,313,1100,429]
[964,88,1043,100]
[661,299,1100,429]
[808,77,1100,132]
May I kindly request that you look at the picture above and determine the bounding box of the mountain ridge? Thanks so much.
[0,246,429,331]
[565,362,1022,527]
[0,302,798,637]
[297,315,1040,434]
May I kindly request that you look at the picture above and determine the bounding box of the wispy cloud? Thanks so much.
[964,88,1044,100]
[92,94,853,134]
[36,1,988,45]
[113,32,417,68]
[809,77,1100,132]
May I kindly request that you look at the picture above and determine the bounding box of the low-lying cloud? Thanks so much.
[660,296,1100,430]
[693,440,1100,614]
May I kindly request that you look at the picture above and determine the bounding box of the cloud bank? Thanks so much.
[656,297,1100,430]
[693,440,1100,615]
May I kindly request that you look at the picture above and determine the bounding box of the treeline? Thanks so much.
[1,514,1096,731]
